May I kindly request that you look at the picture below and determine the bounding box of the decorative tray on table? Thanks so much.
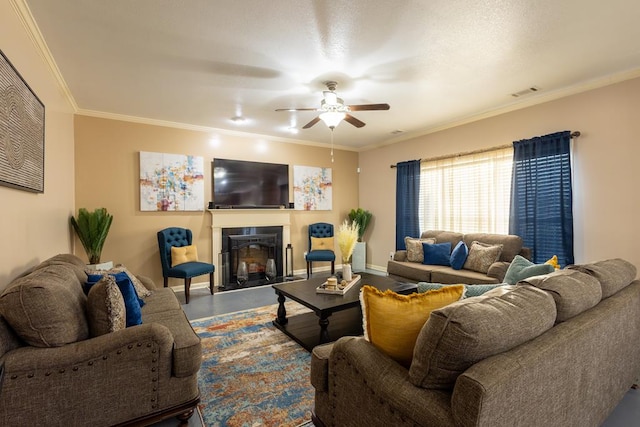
[316,274,361,295]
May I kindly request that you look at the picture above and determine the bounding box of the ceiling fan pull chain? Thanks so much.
[330,129,335,163]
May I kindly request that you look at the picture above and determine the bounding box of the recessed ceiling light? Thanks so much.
[230,116,246,124]
[391,129,404,135]
[287,126,299,134]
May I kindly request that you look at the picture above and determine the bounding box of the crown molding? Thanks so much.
[11,0,78,111]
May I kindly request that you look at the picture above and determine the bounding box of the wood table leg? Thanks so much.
[275,291,288,325]
[319,314,331,344]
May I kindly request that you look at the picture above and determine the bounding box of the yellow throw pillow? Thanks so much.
[171,245,198,267]
[360,284,465,367]
[311,237,334,251]
[546,255,560,270]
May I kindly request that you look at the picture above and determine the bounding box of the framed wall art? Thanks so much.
[293,165,332,210]
[0,50,45,193]
[139,151,205,211]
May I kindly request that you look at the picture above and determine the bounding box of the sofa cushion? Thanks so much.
[387,260,433,282]
[409,285,556,390]
[503,255,555,285]
[0,265,89,347]
[33,253,88,284]
[405,237,436,263]
[360,284,464,367]
[463,233,523,262]
[520,269,602,322]
[140,288,183,314]
[430,266,501,284]
[86,275,126,336]
[421,230,464,250]
[417,282,506,298]
[449,241,468,270]
[143,309,202,378]
[463,241,503,274]
[567,258,637,299]
[422,242,451,266]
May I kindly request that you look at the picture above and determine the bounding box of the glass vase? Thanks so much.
[265,258,276,282]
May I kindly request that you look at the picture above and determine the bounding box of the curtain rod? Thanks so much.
[390,131,581,168]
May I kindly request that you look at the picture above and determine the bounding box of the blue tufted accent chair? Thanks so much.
[157,227,214,304]
[305,222,336,278]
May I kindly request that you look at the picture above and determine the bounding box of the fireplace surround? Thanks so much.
[209,210,291,288]
[221,226,283,289]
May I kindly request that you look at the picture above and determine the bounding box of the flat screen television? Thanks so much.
[212,158,289,208]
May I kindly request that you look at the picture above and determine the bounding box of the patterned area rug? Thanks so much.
[191,302,314,427]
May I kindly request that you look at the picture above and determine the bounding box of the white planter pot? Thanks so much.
[87,261,114,270]
[351,242,366,272]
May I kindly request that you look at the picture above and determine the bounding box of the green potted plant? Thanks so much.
[70,207,114,269]
[348,208,373,272]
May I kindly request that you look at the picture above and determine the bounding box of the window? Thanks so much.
[419,147,513,234]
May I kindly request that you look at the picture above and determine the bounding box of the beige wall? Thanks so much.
[360,77,640,273]
[0,2,75,289]
[74,116,359,286]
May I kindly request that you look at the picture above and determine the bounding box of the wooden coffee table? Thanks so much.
[272,272,416,351]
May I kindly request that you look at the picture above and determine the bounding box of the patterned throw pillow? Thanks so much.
[360,284,464,367]
[86,275,126,336]
[463,241,503,274]
[405,237,436,263]
[86,265,152,299]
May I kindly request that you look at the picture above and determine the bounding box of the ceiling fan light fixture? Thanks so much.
[319,111,346,128]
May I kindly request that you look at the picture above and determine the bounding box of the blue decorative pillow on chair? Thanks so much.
[422,242,451,266]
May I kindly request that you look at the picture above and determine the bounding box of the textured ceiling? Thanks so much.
[23,0,640,150]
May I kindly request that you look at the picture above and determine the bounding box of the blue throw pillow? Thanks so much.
[111,272,143,327]
[503,255,555,285]
[422,242,451,266]
[84,273,103,294]
[417,282,506,298]
[450,241,468,270]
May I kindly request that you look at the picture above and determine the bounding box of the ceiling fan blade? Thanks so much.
[275,108,319,112]
[344,114,366,128]
[302,116,321,129]
[347,103,390,111]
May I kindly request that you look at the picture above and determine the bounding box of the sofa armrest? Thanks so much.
[0,323,179,424]
[310,342,334,391]
[318,336,454,426]
[394,250,408,262]
[487,261,510,282]
[1,322,174,372]
[136,274,158,290]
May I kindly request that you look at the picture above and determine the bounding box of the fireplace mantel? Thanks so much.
[208,209,291,286]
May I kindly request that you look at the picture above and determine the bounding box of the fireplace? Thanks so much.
[220,226,283,289]
[209,210,292,288]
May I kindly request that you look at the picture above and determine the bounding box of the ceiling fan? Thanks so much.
[276,81,390,129]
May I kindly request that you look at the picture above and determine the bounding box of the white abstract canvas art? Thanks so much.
[139,151,204,211]
[293,165,332,210]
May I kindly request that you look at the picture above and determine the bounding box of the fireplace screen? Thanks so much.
[221,226,283,289]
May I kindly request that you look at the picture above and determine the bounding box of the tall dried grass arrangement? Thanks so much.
[337,219,359,263]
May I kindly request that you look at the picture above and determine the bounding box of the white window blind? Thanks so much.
[419,147,513,235]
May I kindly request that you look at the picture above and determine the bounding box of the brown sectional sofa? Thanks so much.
[0,254,201,426]
[311,258,640,427]
[387,230,531,284]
